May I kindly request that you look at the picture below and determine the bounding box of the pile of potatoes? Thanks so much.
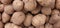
[0,0,60,28]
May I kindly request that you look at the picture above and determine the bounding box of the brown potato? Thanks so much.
[41,7,52,15]
[45,23,53,28]
[1,0,12,4]
[32,14,46,27]
[11,12,25,25]
[4,5,14,15]
[5,23,22,28]
[24,13,33,26]
[2,12,10,23]
[28,26,34,28]
[13,0,23,11]
[36,25,44,28]
[37,0,55,9]
[0,21,4,28]
[0,13,1,20]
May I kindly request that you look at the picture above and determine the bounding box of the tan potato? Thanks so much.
[37,0,55,9]
[0,13,1,20]
[4,5,14,15]
[45,23,53,28]
[13,0,23,11]
[5,23,22,28]
[11,12,25,25]
[41,7,52,15]
[1,0,12,4]
[0,4,5,12]
[0,21,4,28]
[51,9,59,15]
[36,25,44,28]
[49,14,60,24]
[32,14,46,27]
[24,1,37,11]
[28,26,34,28]
[46,16,49,23]
[31,6,41,14]
[2,12,10,23]
[24,13,33,26]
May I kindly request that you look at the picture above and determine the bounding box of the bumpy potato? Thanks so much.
[2,12,10,23]
[24,1,37,11]
[32,14,46,27]
[41,7,52,15]
[45,23,53,28]
[11,12,25,25]
[5,23,22,28]
[37,0,55,9]
[24,13,33,26]
[13,0,23,11]
[0,21,3,28]
[4,5,14,15]
[1,0,12,4]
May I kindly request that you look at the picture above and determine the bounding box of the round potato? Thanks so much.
[0,21,4,28]
[11,12,25,25]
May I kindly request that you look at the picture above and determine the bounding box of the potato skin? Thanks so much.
[24,13,33,26]
[4,5,14,15]
[32,14,46,27]
[36,25,44,28]
[28,26,34,28]
[13,0,23,11]
[1,0,12,4]
[0,21,4,28]
[0,13,1,20]
[11,12,25,25]
[2,12,10,23]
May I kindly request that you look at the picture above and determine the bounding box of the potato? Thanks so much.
[51,9,59,15]
[13,0,23,11]
[4,5,14,15]
[24,13,33,26]
[45,23,53,28]
[28,26,34,28]
[46,16,49,23]
[36,25,44,28]
[37,0,55,9]
[49,14,60,24]
[32,14,46,27]
[24,1,37,11]
[1,0,12,4]
[0,4,5,12]
[2,12,10,23]
[11,12,25,25]
[5,23,22,28]
[31,6,41,14]
[0,13,1,20]
[0,21,4,28]
[41,7,52,15]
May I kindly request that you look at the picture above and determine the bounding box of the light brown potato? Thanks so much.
[32,14,46,27]
[13,0,23,11]
[46,16,49,23]
[45,23,53,28]
[41,7,52,15]
[49,14,60,24]
[11,12,25,25]
[2,12,10,23]
[0,21,4,28]
[37,0,55,9]
[51,9,59,15]
[0,13,1,20]
[36,25,44,28]
[4,5,14,15]
[24,1,37,11]
[0,4,5,12]
[31,6,41,14]
[24,13,33,26]
[1,0,12,4]
[5,23,22,28]
[28,26,34,28]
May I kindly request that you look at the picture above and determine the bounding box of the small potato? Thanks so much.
[0,21,4,28]
[45,23,53,28]
[0,13,1,20]
[24,13,33,26]
[49,14,60,24]
[37,0,55,9]
[11,12,25,25]
[28,26,34,28]
[0,4,5,12]
[5,23,22,28]
[4,5,14,15]
[36,25,44,28]
[32,14,46,27]
[41,7,52,15]
[2,12,10,23]
[31,6,41,14]
[24,1,37,11]
[13,0,23,11]
[1,0,12,4]
[51,9,59,15]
